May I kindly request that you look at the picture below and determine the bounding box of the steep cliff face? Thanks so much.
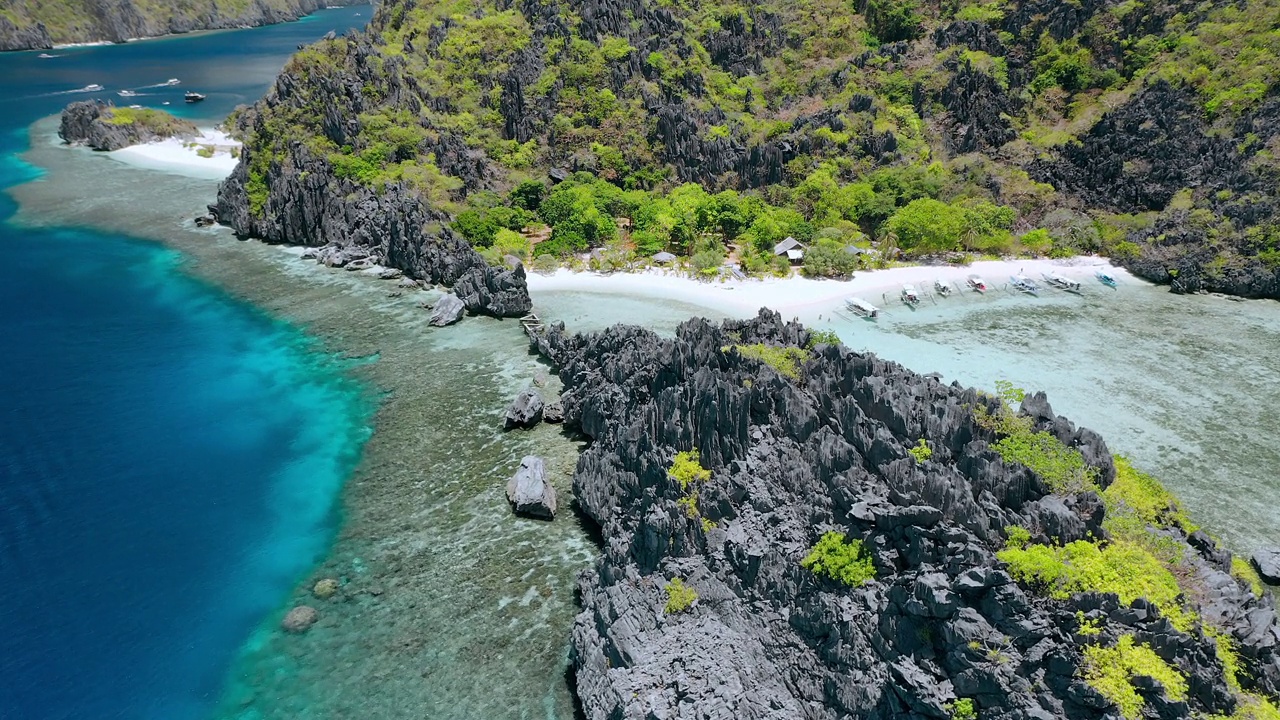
[213,33,530,318]
[0,0,367,51]
[537,311,1280,719]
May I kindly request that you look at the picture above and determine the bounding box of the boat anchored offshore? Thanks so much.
[1042,272,1082,293]
[845,297,880,320]
[900,283,921,306]
[1010,275,1040,296]
[184,91,206,103]
[966,274,987,293]
[1096,269,1118,288]
[934,278,953,297]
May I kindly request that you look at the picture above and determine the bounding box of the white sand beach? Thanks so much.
[108,129,240,179]
[525,257,1133,318]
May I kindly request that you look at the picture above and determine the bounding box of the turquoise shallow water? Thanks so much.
[0,8,375,719]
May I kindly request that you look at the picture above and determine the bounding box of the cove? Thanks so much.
[0,7,373,719]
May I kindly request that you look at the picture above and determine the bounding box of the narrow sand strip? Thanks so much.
[525,257,1134,317]
[108,129,240,180]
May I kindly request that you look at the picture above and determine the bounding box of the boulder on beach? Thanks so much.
[504,388,543,429]
[505,456,556,519]
[1252,548,1280,585]
[429,293,465,326]
[281,605,318,633]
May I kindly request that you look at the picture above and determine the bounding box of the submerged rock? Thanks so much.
[1253,548,1280,585]
[312,578,340,600]
[428,293,465,327]
[281,605,318,633]
[506,456,556,519]
[504,388,544,429]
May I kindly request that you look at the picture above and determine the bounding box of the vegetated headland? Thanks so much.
[212,0,1280,301]
[0,0,369,51]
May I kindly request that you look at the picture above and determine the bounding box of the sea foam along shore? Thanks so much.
[108,129,240,180]
[524,256,1133,318]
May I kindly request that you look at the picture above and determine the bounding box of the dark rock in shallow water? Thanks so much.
[536,309,1280,720]
[281,605,318,633]
[504,388,544,430]
[58,100,199,151]
[1253,549,1280,585]
[428,293,465,327]
[542,401,564,424]
[506,456,556,519]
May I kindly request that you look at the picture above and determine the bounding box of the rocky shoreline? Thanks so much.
[534,310,1280,719]
[0,0,367,52]
[58,100,199,151]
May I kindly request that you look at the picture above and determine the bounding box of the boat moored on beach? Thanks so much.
[845,297,880,320]
[1010,275,1040,295]
[901,284,921,306]
[934,278,952,297]
[1043,272,1082,293]
[1096,269,1118,288]
[966,274,987,293]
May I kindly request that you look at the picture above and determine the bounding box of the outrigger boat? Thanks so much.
[845,297,880,320]
[934,278,952,297]
[966,274,987,293]
[1010,275,1040,296]
[1042,272,1082,293]
[901,283,921,306]
[1095,269,1118,288]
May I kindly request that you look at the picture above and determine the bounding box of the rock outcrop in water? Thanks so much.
[0,0,365,51]
[535,310,1280,719]
[58,100,198,151]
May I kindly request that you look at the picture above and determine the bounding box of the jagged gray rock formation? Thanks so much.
[504,388,544,430]
[58,100,198,151]
[506,456,557,519]
[0,0,365,51]
[533,309,1280,720]
[1254,549,1280,586]
[427,293,464,327]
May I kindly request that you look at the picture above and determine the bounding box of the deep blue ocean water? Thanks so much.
[0,7,374,719]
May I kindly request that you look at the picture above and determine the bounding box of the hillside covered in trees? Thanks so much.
[0,0,365,51]
[220,0,1280,297]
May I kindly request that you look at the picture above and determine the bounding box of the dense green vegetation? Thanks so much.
[972,385,1096,494]
[663,577,698,614]
[801,531,876,587]
[0,0,331,46]
[907,438,932,463]
[726,343,810,381]
[101,106,197,137]
[947,698,977,720]
[233,0,1280,285]
[1082,635,1187,720]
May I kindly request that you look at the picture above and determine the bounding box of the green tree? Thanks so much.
[884,198,967,254]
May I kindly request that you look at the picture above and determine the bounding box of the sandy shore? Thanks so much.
[525,256,1133,317]
[109,129,240,179]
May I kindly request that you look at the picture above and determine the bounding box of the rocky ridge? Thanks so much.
[0,0,366,52]
[58,100,199,151]
[212,32,530,319]
[535,310,1280,719]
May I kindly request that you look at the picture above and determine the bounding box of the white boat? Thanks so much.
[184,91,206,103]
[901,284,921,306]
[1010,275,1040,296]
[934,278,952,297]
[118,89,137,97]
[37,53,60,59]
[164,78,180,85]
[845,297,880,320]
[82,84,104,92]
[966,274,987,293]
[1042,272,1082,293]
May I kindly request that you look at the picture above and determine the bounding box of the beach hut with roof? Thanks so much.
[773,237,806,264]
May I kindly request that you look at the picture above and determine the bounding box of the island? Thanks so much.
[58,100,199,151]
[0,0,367,52]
